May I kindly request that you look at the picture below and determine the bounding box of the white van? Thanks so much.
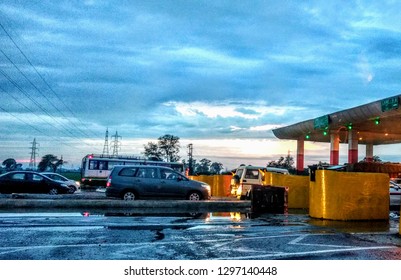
[230,165,289,199]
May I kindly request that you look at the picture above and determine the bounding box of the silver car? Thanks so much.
[105,165,211,200]
[41,172,80,194]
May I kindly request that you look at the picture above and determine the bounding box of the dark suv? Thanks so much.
[105,165,211,200]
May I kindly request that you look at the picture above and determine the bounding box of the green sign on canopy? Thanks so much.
[381,97,399,112]
[314,115,329,130]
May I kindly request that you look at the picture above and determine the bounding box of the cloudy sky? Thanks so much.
[1,0,401,170]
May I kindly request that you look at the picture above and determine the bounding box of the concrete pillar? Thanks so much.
[348,130,358,164]
[330,132,340,165]
[297,138,304,173]
[365,143,373,162]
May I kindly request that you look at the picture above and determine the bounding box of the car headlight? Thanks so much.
[201,183,211,190]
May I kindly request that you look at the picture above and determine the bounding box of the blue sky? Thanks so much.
[1,0,401,169]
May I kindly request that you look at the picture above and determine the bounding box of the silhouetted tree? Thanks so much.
[158,134,180,162]
[267,155,294,169]
[143,134,181,162]
[210,162,224,174]
[143,142,163,161]
[360,155,382,162]
[38,154,64,172]
[2,158,17,171]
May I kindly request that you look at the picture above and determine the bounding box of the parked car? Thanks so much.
[390,180,401,206]
[230,165,289,199]
[0,171,71,195]
[41,172,80,194]
[105,165,211,200]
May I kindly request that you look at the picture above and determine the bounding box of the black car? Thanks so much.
[0,171,71,195]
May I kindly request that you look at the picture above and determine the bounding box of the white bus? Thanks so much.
[80,154,185,187]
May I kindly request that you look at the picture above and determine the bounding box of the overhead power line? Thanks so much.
[0,85,98,151]
[0,21,101,139]
[0,49,93,139]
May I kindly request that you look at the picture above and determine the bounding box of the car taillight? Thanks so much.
[106,176,112,188]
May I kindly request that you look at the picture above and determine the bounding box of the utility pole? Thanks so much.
[102,128,109,156]
[187,143,193,176]
[111,131,122,157]
[29,138,39,170]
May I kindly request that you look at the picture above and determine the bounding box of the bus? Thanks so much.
[80,154,185,187]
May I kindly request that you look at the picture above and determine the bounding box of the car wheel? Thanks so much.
[122,191,136,200]
[49,188,58,195]
[188,191,202,201]
[68,186,76,194]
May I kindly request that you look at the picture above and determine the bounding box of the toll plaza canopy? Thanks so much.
[272,94,401,172]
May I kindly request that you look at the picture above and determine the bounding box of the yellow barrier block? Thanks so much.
[213,175,232,197]
[263,172,309,209]
[189,175,231,197]
[309,170,389,221]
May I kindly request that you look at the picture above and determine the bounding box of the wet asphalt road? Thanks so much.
[0,209,400,260]
[0,189,400,260]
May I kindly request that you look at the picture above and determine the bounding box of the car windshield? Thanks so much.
[245,169,259,179]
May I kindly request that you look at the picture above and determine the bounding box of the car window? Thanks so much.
[166,172,178,180]
[107,161,121,170]
[235,169,244,178]
[89,160,108,170]
[136,168,158,179]
[245,169,259,179]
[10,173,25,180]
[53,175,67,181]
[164,171,187,181]
[160,169,169,179]
[119,167,138,177]
[46,174,59,180]
[32,174,44,182]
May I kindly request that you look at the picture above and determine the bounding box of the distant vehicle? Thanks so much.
[323,165,348,171]
[0,171,71,195]
[230,165,289,199]
[41,172,80,194]
[390,180,401,207]
[81,154,185,188]
[105,165,211,201]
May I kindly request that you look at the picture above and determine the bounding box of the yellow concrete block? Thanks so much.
[262,172,309,209]
[213,175,232,197]
[309,170,389,220]
[189,175,231,197]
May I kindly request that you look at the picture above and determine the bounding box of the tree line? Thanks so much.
[1,155,64,173]
[143,134,225,175]
[143,134,298,175]
[1,134,307,175]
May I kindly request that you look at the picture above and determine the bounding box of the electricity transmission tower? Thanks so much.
[29,138,39,170]
[102,128,109,156]
[111,131,122,157]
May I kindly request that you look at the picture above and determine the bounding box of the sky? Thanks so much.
[1,0,401,170]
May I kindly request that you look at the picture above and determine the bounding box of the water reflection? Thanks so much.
[79,210,396,234]
[309,218,390,233]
